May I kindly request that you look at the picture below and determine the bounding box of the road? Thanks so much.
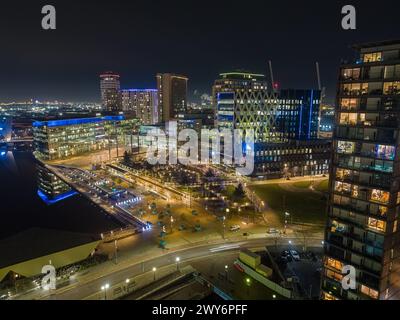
[21,237,323,300]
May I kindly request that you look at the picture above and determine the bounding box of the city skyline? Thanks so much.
[1,0,400,103]
[1,0,400,304]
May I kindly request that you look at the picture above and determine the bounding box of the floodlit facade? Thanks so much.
[100,72,121,111]
[156,73,188,122]
[322,40,400,300]
[33,116,139,160]
[121,89,158,125]
[216,91,279,142]
[214,70,330,178]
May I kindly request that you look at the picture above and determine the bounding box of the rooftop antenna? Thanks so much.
[268,60,277,93]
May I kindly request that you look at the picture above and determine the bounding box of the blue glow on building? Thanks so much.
[124,89,157,92]
[33,115,125,128]
[308,90,314,139]
[298,101,303,139]
[37,189,78,205]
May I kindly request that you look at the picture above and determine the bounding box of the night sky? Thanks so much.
[0,0,399,103]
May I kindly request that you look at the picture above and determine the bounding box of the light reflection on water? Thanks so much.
[0,151,121,239]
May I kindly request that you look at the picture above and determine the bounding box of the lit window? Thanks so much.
[375,145,395,160]
[336,169,351,180]
[339,113,357,125]
[363,52,382,63]
[322,292,338,300]
[326,257,344,271]
[331,220,347,234]
[370,189,390,204]
[337,141,355,154]
[342,68,361,80]
[383,81,400,95]
[334,181,351,194]
[360,285,379,299]
[326,269,343,282]
[368,217,386,232]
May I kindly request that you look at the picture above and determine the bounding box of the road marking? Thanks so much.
[209,243,242,253]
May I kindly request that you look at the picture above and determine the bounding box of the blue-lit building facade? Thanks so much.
[277,89,321,141]
[216,92,235,131]
[33,116,139,160]
[36,162,77,205]
[216,82,330,178]
[0,116,12,142]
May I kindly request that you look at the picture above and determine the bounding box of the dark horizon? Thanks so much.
[1,0,400,104]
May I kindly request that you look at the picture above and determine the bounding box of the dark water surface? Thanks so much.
[0,152,120,240]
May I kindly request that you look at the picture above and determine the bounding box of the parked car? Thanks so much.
[267,228,280,235]
[230,225,241,232]
[281,250,292,262]
[290,250,300,261]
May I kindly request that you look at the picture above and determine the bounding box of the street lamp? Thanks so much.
[245,277,251,297]
[125,278,130,293]
[176,257,181,271]
[101,283,110,300]
[152,267,157,281]
[14,274,19,293]
[224,265,229,280]
[284,211,290,234]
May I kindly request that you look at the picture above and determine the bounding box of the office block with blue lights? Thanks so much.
[33,115,139,160]
[277,89,321,141]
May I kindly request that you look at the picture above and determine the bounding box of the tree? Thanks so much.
[123,151,131,165]
[204,168,216,178]
[233,183,245,200]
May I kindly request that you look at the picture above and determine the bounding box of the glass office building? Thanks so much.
[322,40,400,300]
[33,115,139,160]
[216,85,330,178]
[277,89,321,141]
[36,163,77,205]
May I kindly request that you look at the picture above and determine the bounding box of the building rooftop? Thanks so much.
[122,89,157,92]
[352,39,400,50]
[32,115,125,128]
[219,71,265,79]
[0,228,100,269]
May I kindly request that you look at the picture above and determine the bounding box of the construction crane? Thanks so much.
[268,60,278,93]
[316,62,326,138]
[316,62,326,100]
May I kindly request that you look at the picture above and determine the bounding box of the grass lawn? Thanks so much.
[250,184,327,225]
[293,181,312,189]
[316,179,329,193]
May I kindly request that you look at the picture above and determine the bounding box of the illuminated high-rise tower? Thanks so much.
[322,40,400,300]
[100,72,121,111]
[156,73,188,122]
